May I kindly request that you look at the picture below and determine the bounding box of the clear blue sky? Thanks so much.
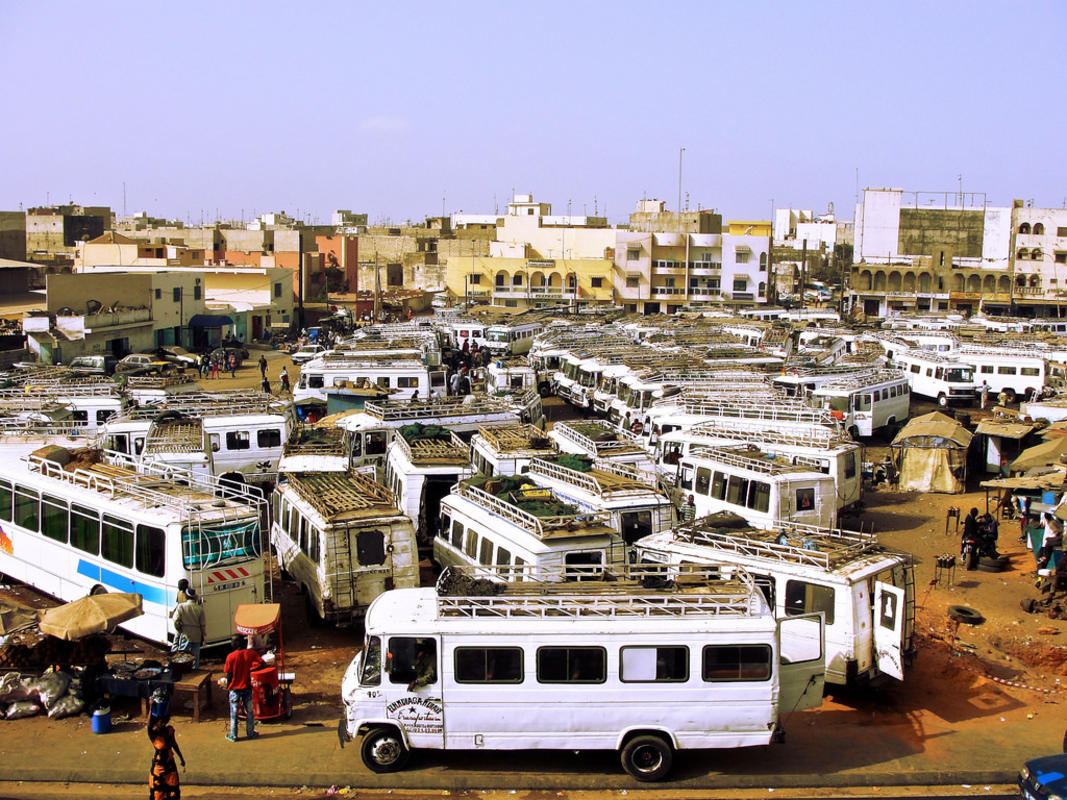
[3,1,1064,226]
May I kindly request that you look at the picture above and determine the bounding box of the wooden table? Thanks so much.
[169,670,213,723]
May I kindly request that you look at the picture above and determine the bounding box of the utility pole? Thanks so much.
[373,251,381,322]
[677,147,685,215]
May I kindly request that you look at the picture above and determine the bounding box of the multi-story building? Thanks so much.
[849,187,1012,318]
[1009,202,1067,314]
[25,204,111,264]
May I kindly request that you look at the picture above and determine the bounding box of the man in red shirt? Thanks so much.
[223,634,264,742]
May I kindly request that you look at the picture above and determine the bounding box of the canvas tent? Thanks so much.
[1009,436,1067,474]
[891,411,973,493]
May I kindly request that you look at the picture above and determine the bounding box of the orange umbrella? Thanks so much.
[38,593,144,641]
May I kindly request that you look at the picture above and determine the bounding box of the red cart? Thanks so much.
[234,603,294,721]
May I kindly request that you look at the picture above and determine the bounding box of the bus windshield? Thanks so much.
[487,330,509,343]
[182,519,261,568]
[943,367,973,383]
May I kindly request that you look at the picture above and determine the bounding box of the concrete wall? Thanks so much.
[0,212,26,260]
[854,188,903,262]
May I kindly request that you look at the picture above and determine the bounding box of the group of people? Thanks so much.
[961,506,1000,569]
[444,339,492,397]
[198,351,239,380]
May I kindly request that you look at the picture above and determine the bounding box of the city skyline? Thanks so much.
[3,0,1065,225]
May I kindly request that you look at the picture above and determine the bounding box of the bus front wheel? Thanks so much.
[361,726,410,773]
[620,734,673,782]
[937,393,948,407]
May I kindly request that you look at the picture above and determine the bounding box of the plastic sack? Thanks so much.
[47,693,86,719]
[0,673,33,704]
[6,701,41,719]
[28,671,71,709]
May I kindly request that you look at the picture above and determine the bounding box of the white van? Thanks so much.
[484,320,543,356]
[331,398,523,478]
[295,354,446,403]
[675,445,837,529]
[525,456,674,545]
[884,348,975,407]
[811,370,910,437]
[957,346,1048,404]
[385,428,475,550]
[340,564,826,781]
[657,421,862,512]
[635,516,915,685]
[433,478,623,577]
[469,424,556,477]
[271,469,419,623]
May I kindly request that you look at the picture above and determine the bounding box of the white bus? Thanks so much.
[0,443,266,647]
[635,516,915,685]
[525,456,674,545]
[433,478,622,577]
[548,420,656,483]
[675,445,837,529]
[469,424,556,477]
[657,421,862,512]
[271,469,419,623]
[331,398,523,478]
[885,348,975,407]
[484,320,543,356]
[295,354,447,404]
[810,370,910,438]
[957,347,1048,404]
[385,428,475,550]
[340,564,825,781]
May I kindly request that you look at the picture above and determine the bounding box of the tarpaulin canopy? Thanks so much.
[188,314,234,328]
[892,411,973,448]
[38,593,143,641]
[1010,436,1067,473]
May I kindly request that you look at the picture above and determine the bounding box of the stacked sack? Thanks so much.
[0,669,86,720]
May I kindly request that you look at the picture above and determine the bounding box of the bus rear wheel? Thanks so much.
[620,734,673,782]
[361,726,409,773]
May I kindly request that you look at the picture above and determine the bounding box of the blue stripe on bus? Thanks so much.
[76,560,168,606]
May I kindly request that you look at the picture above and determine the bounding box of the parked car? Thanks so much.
[68,354,118,376]
[290,344,326,364]
[219,338,249,359]
[154,346,199,369]
[210,347,246,368]
[115,353,179,376]
[1020,750,1067,799]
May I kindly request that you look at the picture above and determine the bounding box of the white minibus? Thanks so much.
[340,564,825,781]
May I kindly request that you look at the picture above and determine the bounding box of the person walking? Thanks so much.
[222,634,264,742]
[210,354,220,380]
[279,367,290,394]
[170,589,206,670]
[261,376,271,395]
[258,355,267,378]
[147,711,185,800]
[199,353,210,380]
[228,352,238,378]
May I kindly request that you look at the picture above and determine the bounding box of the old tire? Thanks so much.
[948,605,985,625]
[620,734,673,782]
[361,726,409,773]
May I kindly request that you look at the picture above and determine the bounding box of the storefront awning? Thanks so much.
[188,314,234,328]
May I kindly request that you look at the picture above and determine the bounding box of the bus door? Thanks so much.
[777,613,825,712]
[384,635,444,749]
[873,582,906,680]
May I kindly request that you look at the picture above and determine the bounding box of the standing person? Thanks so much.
[170,589,206,670]
[449,370,460,397]
[680,495,696,523]
[222,634,264,742]
[979,381,989,410]
[1037,512,1063,570]
[458,368,471,397]
[228,352,238,378]
[210,354,220,380]
[147,711,185,800]
[258,355,267,378]
[279,366,290,393]
[261,375,271,395]
[199,353,210,380]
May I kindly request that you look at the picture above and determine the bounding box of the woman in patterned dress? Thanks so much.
[148,711,185,800]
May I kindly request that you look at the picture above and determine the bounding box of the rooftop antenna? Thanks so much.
[123,181,127,217]
[442,195,446,220]
[678,146,685,213]
[855,167,859,207]
[594,194,598,216]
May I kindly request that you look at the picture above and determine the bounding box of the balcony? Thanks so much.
[652,264,687,276]
[689,291,722,301]
[528,286,578,299]
[651,287,686,296]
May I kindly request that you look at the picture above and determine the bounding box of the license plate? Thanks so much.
[213,580,246,592]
